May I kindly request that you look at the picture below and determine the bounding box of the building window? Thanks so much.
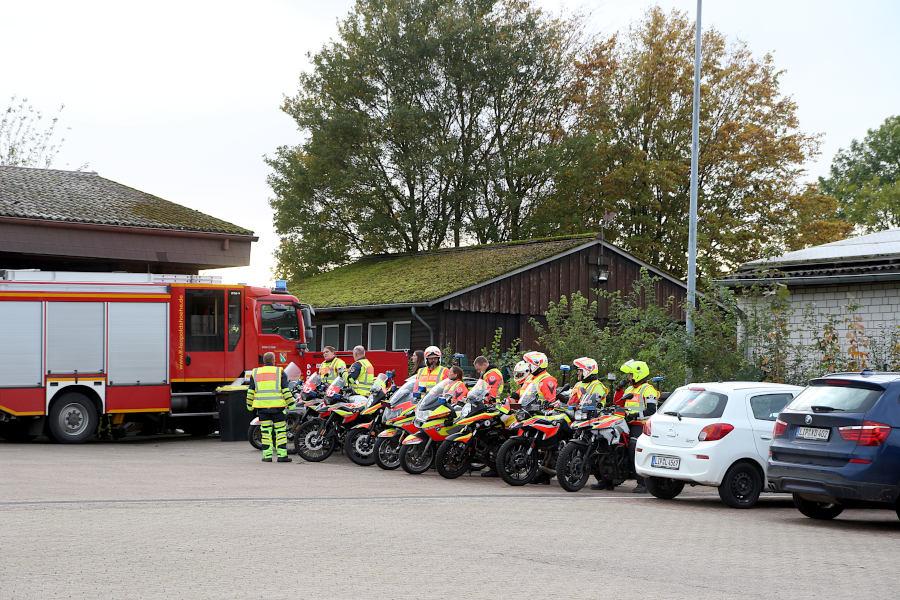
[344,323,362,350]
[321,324,339,350]
[368,322,387,351]
[392,321,411,351]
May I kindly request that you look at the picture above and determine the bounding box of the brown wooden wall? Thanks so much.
[443,244,685,320]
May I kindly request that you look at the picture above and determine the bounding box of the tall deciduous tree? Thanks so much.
[819,115,900,231]
[268,0,578,280]
[533,8,820,278]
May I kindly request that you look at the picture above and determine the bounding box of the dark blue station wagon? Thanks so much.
[767,371,900,521]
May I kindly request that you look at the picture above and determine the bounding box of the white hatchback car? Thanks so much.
[634,381,802,508]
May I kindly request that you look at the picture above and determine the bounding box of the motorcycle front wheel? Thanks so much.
[435,440,473,479]
[496,438,539,486]
[374,436,402,470]
[344,428,377,466]
[400,441,434,475]
[556,442,590,492]
[295,418,336,462]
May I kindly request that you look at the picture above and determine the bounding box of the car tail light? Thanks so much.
[642,420,651,436]
[773,418,788,438]
[698,423,734,441]
[838,421,891,446]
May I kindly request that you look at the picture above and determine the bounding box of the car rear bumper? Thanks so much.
[634,438,727,486]
[767,463,899,505]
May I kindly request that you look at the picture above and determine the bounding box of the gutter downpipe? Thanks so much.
[410,306,434,347]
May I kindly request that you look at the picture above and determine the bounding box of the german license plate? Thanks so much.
[797,426,830,441]
[651,455,681,470]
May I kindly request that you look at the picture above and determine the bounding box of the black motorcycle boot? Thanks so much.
[590,480,609,490]
[261,457,273,463]
[632,477,647,493]
[277,456,292,463]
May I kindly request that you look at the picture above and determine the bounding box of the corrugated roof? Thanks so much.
[0,166,253,236]
[745,228,900,267]
[294,234,601,308]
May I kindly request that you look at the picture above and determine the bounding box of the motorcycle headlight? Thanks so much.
[460,404,472,418]
[415,407,430,422]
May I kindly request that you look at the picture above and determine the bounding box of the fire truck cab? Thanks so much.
[0,270,408,443]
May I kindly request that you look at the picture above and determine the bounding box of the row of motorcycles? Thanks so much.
[248,370,651,492]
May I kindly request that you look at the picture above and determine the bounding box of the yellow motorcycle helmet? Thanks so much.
[620,359,650,382]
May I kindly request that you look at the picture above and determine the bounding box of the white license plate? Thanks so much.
[651,455,681,470]
[797,426,830,441]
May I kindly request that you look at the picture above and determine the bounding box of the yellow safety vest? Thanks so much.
[624,382,659,414]
[319,357,347,384]
[350,358,375,395]
[572,379,608,405]
[247,366,293,409]
[416,365,449,392]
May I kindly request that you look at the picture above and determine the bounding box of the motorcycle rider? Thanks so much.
[473,355,505,402]
[446,366,469,404]
[245,352,296,462]
[568,357,608,408]
[511,360,530,392]
[619,359,659,493]
[318,345,347,384]
[414,346,449,396]
[522,351,558,404]
[347,345,376,396]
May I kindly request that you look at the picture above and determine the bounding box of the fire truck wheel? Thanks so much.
[48,393,98,444]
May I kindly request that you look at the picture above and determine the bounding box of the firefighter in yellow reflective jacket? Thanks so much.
[415,346,449,396]
[619,359,659,493]
[569,357,609,407]
[246,352,296,462]
[347,345,376,396]
[318,345,347,384]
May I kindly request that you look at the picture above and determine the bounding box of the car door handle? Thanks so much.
[760,435,772,441]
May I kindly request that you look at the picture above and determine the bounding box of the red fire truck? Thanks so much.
[0,270,409,443]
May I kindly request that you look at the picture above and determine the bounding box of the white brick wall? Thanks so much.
[737,281,900,369]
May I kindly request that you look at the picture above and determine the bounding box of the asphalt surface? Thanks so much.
[1,437,898,600]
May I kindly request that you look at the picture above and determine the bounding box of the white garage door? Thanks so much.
[46,302,105,374]
[0,302,43,386]
[108,302,168,385]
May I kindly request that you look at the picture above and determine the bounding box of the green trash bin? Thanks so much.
[217,384,251,442]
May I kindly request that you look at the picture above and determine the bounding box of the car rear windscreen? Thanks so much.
[787,383,883,413]
[662,388,728,419]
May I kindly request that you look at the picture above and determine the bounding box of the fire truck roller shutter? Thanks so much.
[107,302,168,386]
[46,302,105,375]
[0,302,42,388]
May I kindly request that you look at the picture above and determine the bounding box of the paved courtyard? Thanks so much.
[1,437,897,599]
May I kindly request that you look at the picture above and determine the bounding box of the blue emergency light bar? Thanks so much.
[274,279,288,293]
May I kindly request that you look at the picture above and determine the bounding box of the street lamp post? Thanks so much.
[685,0,702,383]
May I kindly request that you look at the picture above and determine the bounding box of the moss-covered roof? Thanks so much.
[0,166,253,236]
[294,234,599,308]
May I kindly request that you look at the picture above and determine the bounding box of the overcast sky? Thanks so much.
[2,0,898,285]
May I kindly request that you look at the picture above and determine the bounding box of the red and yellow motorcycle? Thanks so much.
[343,373,398,466]
[372,377,420,470]
[435,381,517,479]
[496,384,574,486]
[399,379,461,475]
[294,375,368,462]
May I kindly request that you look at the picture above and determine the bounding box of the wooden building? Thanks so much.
[0,166,255,274]
[294,234,687,359]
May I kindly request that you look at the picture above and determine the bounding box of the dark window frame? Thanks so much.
[185,289,225,352]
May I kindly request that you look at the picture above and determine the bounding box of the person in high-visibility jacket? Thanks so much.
[473,355,505,401]
[246,352,296,462]
[347,345,376,395]
[414,346,449,396]
[522,351,557,404]
[569,357,608,407]
[619,359,659,493]
[318,345,347,384]
[446,366,469,404]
